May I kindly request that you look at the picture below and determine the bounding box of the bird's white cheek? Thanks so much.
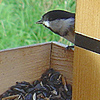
[43,21,50,27]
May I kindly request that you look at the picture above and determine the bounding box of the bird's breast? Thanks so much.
[49,18,75,43]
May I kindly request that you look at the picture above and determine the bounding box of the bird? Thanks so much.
[36,10,75,44]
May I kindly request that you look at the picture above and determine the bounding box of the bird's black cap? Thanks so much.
[42,10,75,21]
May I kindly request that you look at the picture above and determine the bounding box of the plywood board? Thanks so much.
[73,0,100,99]
[75,0,100,39]
[0,43,51,94]
[73,46,100,99]
[51,43,74,84]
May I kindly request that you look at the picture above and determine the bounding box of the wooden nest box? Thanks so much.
[0,42,73,94]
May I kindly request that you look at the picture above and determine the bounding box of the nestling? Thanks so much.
[36,10,75,44]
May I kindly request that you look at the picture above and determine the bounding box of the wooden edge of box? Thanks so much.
[0,41,68,52]
[0,42,52,52]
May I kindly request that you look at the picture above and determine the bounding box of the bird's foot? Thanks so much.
[66,45,74,50]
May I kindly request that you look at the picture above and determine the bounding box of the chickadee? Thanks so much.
[36,10,75,44]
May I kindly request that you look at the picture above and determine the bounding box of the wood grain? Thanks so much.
[51,43,74,84]
[73,0,100,99]
[0,43,51,94]
[75,0,100,39]
[73,46,100,100]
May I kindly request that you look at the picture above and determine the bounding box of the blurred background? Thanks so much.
[0,0,76,50]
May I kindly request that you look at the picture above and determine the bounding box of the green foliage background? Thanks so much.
[0,0,76,50]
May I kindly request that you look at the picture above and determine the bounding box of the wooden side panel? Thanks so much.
[73,0,100,99]
[73,47,100,99]
[0,43,51,94]
[51,43,74,85]
[75,0,100,39]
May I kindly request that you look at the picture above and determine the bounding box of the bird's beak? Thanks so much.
[36,20,43,24]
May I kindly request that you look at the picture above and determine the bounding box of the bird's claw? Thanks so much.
[66,46,74,50]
